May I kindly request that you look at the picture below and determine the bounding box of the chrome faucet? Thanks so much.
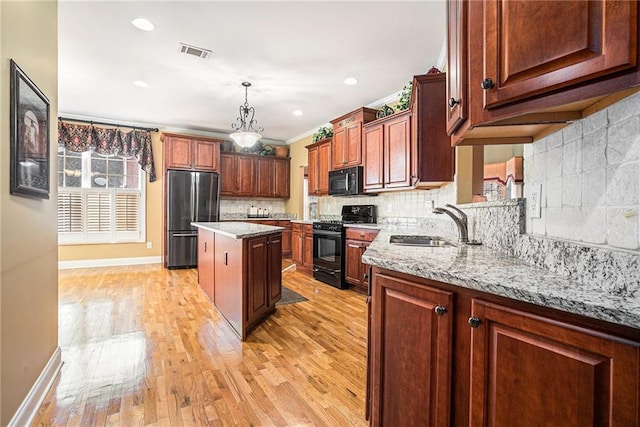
[433,204,469,243]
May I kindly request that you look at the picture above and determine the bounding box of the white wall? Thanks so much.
[524,91,640,251]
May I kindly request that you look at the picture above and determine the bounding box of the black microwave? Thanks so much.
[328,166,365,196]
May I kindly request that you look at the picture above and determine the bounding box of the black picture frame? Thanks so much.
[10,59,50,199]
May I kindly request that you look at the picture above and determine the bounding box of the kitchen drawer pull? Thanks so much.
[448,97,460,108]
[468,317,481,328]
[434,305,447,316]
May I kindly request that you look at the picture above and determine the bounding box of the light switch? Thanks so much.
[530,184,542,218]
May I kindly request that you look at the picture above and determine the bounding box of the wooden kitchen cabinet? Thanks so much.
[331,107,378,170]
[307,138,331,196]
[344,228,379,293]
[447,0,640,146]
[363,73,454,192]
[370,270,453,426]
[469,299,640,427]
[292,223,313,274]
[278,220,292,257]
[161,133,222,172]
[367,266,640,426]
[220,152,289,198]
[245,234,282,328]
[197,228,215,301]
[363,111,412,191]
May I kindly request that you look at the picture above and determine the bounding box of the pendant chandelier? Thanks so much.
[230,81,263,148]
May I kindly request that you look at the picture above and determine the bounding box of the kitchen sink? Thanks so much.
[389,235,455,247]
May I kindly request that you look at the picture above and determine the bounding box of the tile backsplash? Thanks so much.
[220,198,287,217]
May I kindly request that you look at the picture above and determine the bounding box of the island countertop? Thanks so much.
[362,229,640,331]
[192,221,284,239]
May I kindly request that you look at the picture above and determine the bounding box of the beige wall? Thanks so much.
[1,1,59,423]
[284,135,313,219]
[58,133,164,261]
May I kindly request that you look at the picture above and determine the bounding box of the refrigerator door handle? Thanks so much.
[195,172,200,222]
[191,172,196,222]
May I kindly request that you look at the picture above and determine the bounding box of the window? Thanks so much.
[58,148,146,244]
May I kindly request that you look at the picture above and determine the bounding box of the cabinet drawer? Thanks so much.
[345,227,379,242]
[292,223,303,233]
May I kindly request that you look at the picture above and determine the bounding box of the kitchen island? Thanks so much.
[362,228,640,426]
[192,222,284,340]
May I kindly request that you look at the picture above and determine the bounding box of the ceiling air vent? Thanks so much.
[178,42,211,59]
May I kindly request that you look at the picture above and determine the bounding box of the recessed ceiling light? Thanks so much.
[133,80,149,88]
[344,77,359,85]
[131,18,155,31]
[292,110,303,116]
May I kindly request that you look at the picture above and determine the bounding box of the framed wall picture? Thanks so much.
[10,59,50,199]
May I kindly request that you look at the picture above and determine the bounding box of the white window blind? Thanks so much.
[58,150,146,244]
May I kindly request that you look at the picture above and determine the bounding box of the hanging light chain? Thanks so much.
[231,82,264,134]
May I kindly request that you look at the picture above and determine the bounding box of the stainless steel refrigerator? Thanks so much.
[166,169,220,269]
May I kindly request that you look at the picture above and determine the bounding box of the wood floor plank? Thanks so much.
[32,263,368,426]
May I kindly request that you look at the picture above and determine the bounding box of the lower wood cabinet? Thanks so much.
[197,228,282,340]
[368,267,640,426]
[344,228,379,294]
[292,223,313,274]
[278,220,292,257]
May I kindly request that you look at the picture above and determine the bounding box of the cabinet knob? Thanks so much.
[204,242,207,252]
[363,273,369,280]
[481,78,494,90]
[468,317,481,328]
[448,97,460,108]
[434,305,447,316]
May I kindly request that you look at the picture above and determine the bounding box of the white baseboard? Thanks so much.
[8,346,62,427]
[58,256,162,270]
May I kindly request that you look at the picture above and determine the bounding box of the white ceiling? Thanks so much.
[58,1,447,143]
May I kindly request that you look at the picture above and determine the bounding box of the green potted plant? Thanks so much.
[312,126,333,143]
[395,81,413,111]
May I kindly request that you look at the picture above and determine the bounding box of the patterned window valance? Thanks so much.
[57,120,157,182]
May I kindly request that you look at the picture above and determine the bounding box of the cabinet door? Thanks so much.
[446,0,467,135]
[332,128,346,170]
[363,124,384,191]
[246,236,270,325]
[278,221,292,256]
[165,137,193,169]
[236,156,255,196]
[318,141,331,195]
[371,271,453,427]
[214,233,243,336]
[220,153,236,196]
[256,157,273,197]
[193,140,219,171]
[469,299,640,427]
[273,158,290,198]
[345,123,362,167]
[197,229,215,301]
[344,239,365,286]
[267,234,282,306]
[308,146,319,195]
[292,230,303,265]
[303,231,314,267]
[482,0,638,109]
[384,114,411,188]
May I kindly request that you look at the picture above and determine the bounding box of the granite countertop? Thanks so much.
[192,221,284,239]
[362,229,640,330]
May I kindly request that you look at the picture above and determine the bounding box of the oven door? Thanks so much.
[312,229,346,288]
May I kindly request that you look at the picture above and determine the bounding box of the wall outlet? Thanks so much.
[530,184,542,218]
[146,242,152,249]
[387,204,393,213]
[426,200,435,211]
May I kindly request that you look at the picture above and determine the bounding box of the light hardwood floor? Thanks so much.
[32,264,368,426]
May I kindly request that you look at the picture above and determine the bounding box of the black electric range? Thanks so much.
[312,205,377,288]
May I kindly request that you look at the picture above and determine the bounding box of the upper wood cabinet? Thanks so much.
[306,138,331,196]
[161,133,222,172]
[219,152,290,199]
[448,0,640,146]
[363,72,454,192]
[330,107,378,170]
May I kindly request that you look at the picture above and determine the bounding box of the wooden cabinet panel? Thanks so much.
[246,236,270,324]
[331,108,378,170]
[292,223,314,274]
[370,271,453,426]
[446,0,467,135]
[292,227,304,265]
[345,228,379,242]
[363,124,384,191]
[213,233,244,335]
[220,153,289,198]
[278,220,292,257]
[483,0,637,109]
[220,153,236,196]
[256,157,273,197]
[303,226,314,269]
[344,228,379,293]
[236,155,255,197]
[162,133,221,172]
[273,158,290,198]
[307,139,332,196]
[384,113,412,188]
[267,234,283,306]
[469,299,640,426]
[197,228,215,301]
